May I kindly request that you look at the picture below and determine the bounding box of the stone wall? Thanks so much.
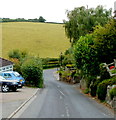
[106,85,116,108]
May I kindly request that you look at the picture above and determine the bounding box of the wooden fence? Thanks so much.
[103,59,116,77]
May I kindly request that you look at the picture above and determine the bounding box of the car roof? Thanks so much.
[2,71,17,74]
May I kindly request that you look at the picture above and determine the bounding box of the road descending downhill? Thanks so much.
[13,69,114,118]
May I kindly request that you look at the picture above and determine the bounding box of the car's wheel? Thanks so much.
[2,85,9,92]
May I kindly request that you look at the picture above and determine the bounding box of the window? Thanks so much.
[2,68,5,70]
[4,73,12,78]
[6,67,9,69]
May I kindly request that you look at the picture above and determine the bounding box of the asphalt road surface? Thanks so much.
[13,68,114,118]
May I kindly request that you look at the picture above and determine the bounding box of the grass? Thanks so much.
[2,22,70,58]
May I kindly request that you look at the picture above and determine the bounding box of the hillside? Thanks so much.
[2,22,70,58]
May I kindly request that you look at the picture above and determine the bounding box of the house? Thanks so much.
[0,57,14,72]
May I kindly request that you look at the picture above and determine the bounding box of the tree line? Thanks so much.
[0,16,46,22]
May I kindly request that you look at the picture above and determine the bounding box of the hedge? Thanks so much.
[21,57,43,88]
[97,76,116,100]
[110,88,116,100]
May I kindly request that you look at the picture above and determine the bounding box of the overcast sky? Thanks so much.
[0,0,116,22]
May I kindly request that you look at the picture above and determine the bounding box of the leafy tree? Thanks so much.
[93,19,116,63]
[8,49,28,74]
[73,34,99,76]
[8,49,21,60]
[64,5,112,45]
[38,16,46,22]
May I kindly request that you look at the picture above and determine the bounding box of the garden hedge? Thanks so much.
[97,76,116,100]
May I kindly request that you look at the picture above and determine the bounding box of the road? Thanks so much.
[13,68,114,118]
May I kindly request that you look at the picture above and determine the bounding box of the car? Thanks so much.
[0,71,25,88]
[0,76,19,92]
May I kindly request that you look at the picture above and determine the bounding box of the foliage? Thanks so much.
[8,49,21,60]
[2,22,70,58]
[111,69,116,74]
[73,34,99,76]
[62,47,75,66]
[41,57,60,69]
[8,49,28,61]
[21,57,43,88]
[61,70,72,78]
[83,88,89,94]
[8,49,28,73]
[38,16,46,22]
[110,87,116,100]
[97,76,116,100]
[99,63,110,81]
[64,5,112,44]
[93,19,116,63]
[2,17,46,22]
[90,79,101,97]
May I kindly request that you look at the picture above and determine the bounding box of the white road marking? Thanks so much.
[58,90,65,96]
[60,95,63,99]
[102,113,108,116]
[57,85,60,88]
[65,104,70,118]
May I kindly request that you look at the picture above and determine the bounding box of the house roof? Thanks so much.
[0,57,14,67]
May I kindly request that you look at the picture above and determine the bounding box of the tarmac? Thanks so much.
[0,86,39,119]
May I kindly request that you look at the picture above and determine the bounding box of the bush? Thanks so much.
[8,49,28,61]
[10,58,22,74]
[21,57,43,88]
[8,49,21,59]
[83,88,89,94]
[97,76,116,100]
[110,88,116,100]
[90,79,101,97]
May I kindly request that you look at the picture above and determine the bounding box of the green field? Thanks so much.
[2,22,70,58]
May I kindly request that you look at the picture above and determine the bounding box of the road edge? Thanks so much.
[6,88,40,120]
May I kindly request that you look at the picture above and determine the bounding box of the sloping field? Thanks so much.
[2,22,70,58]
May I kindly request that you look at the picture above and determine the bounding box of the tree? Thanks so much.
[64,5,112,45]
[73,34,99,76]
[93,19,116,63]
[38,16,46,22]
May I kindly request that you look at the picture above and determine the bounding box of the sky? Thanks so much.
[0,0,116,23]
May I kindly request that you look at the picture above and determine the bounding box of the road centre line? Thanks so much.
[58,89,65,96]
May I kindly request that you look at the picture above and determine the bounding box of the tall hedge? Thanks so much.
[21,57,43,88]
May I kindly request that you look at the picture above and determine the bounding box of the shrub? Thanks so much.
[110,88,116,100]
[21,57,43,88]
[90,79,101,97]
[8,49,21,60]
[97,76,116,100]
[10,58,22,74]
[83,88,89,94]
[8,49,28,61]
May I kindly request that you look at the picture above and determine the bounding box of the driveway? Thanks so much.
[0,87,38,119]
